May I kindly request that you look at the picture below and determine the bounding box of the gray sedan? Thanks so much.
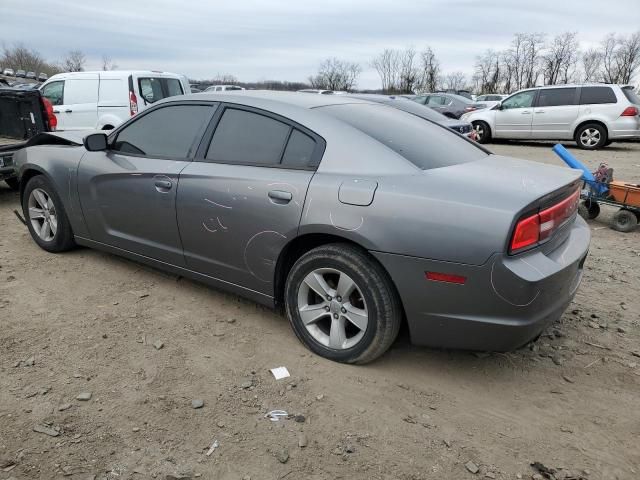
[407,93,486,119]
[15,92,590,364]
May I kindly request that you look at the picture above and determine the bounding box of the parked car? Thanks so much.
[298,89,335,94]
[3,68,15,77]
[14,91,589,363]
[204,85,245,92]
[39,70,190,130]
[463,84,640,149]
[26,71,36,80]
[475,94,508,108]
[408,93,486,119]
[15,70,26,78]
[343,94,477,140]
[11,83,40,90]
[38,72,48,82]
[0,86,57,189]
[433,89,474,100]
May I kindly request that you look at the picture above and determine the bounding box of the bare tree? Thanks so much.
[542,32,579,85]
[417,46,440,92]
[371,49,400,93]
[474,49,502,93]
[617,31,640,84]
[309,58,361,91]
[1,43,47,73]
[443,71,467,90]
[101,55,118,71]
[61,50,86,72]
[581,48,602,82]
[397,47,419,93]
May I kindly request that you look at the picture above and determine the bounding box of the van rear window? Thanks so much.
[138,77,184,104]
[579,87,617,105]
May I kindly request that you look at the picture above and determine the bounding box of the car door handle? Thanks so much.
[65,109,73,113]
[521,110,531,114]
[53,110,60,114]
[535,110,545,114]
[268,190,292,203]
[154,179,172,190]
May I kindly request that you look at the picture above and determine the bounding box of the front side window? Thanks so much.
[579,86,617,105]
[113,105,212,158]
[206,108,290,166]
[502,91,536,109]
[413,96,428,105]
[537,88,577,107]
[427,95,446,106]
[41,81,64,106]
[321,103,487,170]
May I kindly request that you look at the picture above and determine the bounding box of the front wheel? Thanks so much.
[284,243,402,364]
[472,121,491,144]
[22,175,76,252]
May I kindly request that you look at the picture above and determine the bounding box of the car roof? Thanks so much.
[185,90,375,109]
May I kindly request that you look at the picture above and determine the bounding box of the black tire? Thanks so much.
[284,243,402,364]
[472,121,491,144]
[579,200,600,220]
[610,209,638,233]
[4,177,19,190]
[575,123,608,150]
[22,175,76,252]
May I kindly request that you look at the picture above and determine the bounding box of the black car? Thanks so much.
[344,94,477,140]
[407,93,486,119]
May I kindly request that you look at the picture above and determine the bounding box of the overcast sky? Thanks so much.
[1,0,639,88]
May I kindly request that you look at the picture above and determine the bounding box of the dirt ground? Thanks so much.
[0,141,639,480]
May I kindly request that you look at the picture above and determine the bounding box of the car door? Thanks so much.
[531,87,579,139]
[77,103,215,266]
[493,90,537,138]
[425,95,448,114]
[177,105,323,296]
[57,74,99,129]
[40,80,66,129]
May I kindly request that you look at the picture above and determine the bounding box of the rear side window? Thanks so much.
[41,81,64,106]
[113,105,212,158]
[64,78,99,104]
[427,95,446,106]
[321,104,487,170]
[282,130,316,168]
[537,88,577,107]
[622,87,640,105]
[579,87,617,105]
[206,109,290,166]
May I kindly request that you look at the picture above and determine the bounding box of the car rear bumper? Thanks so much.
[609,117,640,139]
[372,216,590,351]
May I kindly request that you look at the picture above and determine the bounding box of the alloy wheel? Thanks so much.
[297,268,368,350]
[580,128,601,148]
[28,188,57,242]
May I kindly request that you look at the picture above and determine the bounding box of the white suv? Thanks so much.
[463,84,640,149]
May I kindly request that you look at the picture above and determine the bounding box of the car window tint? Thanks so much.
[282,129,316,168]
[166,78,183,97]
[41,81,64,106]
[321,104,487,170]
[427,95,445,106]
[113,105,211,157]
[502,91,536,109]
[537,88,577,107]
[206,109,290,165]
[413,96,427,105]
[579,86,617,105]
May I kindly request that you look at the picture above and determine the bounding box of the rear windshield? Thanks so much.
[622,87,640,105]
[138,77,184,104]
[320,103,487,170]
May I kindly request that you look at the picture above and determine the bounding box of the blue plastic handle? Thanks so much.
[552,144,608,195]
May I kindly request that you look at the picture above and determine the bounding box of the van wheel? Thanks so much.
[610,209,638,233]
[284,243,402,364]
[473,121,491,144]
[575,123,607,150]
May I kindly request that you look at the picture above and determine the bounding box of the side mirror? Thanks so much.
[84,133,108,152]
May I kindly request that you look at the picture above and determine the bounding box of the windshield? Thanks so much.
[319,103,487,170]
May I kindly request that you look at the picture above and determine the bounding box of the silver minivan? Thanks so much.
[464,84,640,149]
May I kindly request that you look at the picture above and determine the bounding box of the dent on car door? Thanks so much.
[494,90,537,138]
[177,105,322,296]
[77,103,215,266]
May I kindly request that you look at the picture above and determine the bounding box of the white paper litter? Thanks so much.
[270,366,290,380]
[206,439,219,456]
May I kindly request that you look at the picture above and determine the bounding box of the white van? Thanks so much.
[39,71,190,131]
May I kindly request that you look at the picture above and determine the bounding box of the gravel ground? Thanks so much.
[0,141,639,480]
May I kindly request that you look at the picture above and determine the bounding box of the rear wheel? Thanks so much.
[575,123,607,150]
[284,243,402,364]
[578,200,600,220]
[4,177,19,190]
[472,121,491,144]
[22,175,76,252]
[610,209,638,233]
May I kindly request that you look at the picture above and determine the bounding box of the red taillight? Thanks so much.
[129,91,138,116]
[509,188,580,254]
[621,106,638,117]
[40,97,57,131]
[425,272,467,285]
